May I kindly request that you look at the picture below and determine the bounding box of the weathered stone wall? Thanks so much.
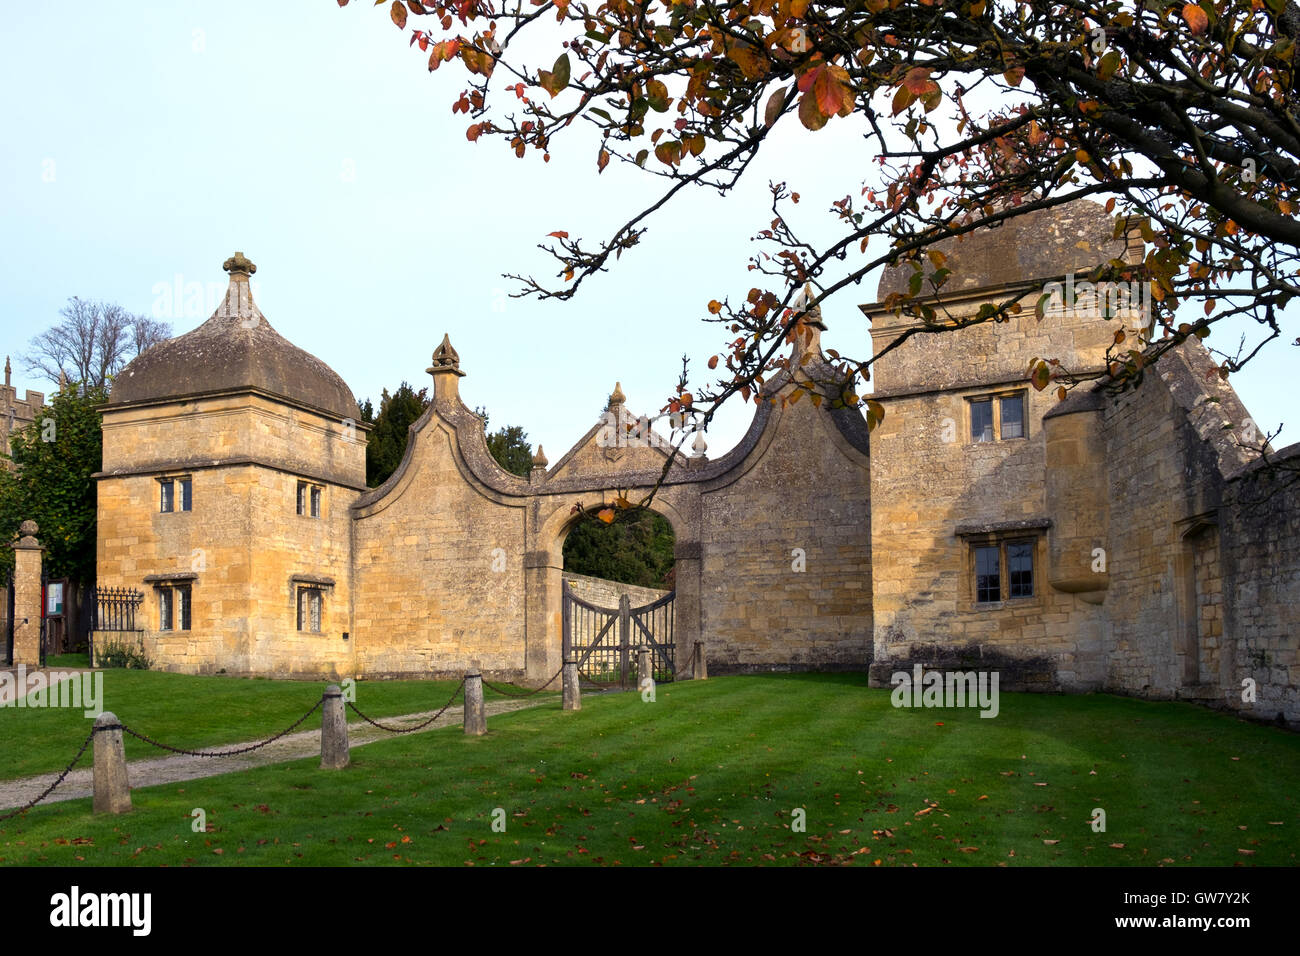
[699,389,872,673]
[1222,447,1300,723]
[562,572,670,609]
[350,412,529,678]
[96,393,364,677]
[100,394,364,489]
[864,284,1122,690]
[1093,338,1298,724]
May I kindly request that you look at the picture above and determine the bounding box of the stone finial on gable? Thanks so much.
[428,334,464,375]
[4,356,10,388]
[427,333,466,404]
[608,381,626,409]
[223,251,257,276]
[530,444,548,483]
[791,283,826,365]
[691,430,708,458]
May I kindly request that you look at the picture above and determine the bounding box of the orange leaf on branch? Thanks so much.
[1182,3,1209,36]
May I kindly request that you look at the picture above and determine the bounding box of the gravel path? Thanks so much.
[0,696,550,812]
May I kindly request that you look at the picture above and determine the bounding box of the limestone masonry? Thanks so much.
[90,203,1300,726]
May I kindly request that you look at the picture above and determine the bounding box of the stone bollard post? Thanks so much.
[320,684,349,769]
[9,520,44,667]
[693,641,708,680]
[464,673,486,736]
[562,659,581,711]
[637,648,652,689]
[93,712,132,814]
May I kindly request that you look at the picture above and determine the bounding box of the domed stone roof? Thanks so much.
[109,253,361,421]
[875,199,1133,301]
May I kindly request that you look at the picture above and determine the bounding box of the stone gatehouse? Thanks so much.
[91,202,1300,725]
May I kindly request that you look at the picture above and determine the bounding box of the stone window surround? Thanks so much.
[150,578,193,632]
[956,523,1048,609]
[965,388,1029,444]
[158,473,193,514]
[291,574,335,634]
[296,479,323,518]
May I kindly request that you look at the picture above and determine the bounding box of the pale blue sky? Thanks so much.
[1,2,1293,459]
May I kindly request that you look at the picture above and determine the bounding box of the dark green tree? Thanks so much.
[0,382,107,584]
[477,407,534,478]
[363,382,430,487]
[563,509,676,589]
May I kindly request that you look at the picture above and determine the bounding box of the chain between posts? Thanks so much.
[346,678,467,733]
[480,665,565,698]
[0,727,96,823]
[119,697,325,757]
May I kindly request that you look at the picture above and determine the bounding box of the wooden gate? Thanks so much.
[562,581,675,688]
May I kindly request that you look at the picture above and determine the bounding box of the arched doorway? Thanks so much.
[559,507,677,687]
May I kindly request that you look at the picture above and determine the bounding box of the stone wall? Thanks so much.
[1222,447,1300,723]
[864,284,1121,690]
[1093,338,1298,724]
[562,572,671,609]
[350,412,530,678]
[699,391,872,673]
[96,392,365,678]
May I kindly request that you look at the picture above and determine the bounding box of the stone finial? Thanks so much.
[18,519,37,537]
[691,430,708,457]
[608,381,626,408]
[532,445,548,468]
[791,283,826,364]
[57,369,68,389]
[4,356,10,387]
[427,334,465,377]
[222,251,257,276]
[214,251,264,328]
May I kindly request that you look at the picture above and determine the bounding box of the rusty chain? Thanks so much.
[119,696,325,757]
[480,665,565,698]
[346,678,466,733]
[0,726,97,823]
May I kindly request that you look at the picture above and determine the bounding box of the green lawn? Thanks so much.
[0,670,543,780]
[1,672,1297,866]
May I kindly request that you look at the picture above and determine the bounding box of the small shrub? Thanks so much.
[96,638,153,670]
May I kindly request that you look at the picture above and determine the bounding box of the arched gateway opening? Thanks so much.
[560,508,678,687]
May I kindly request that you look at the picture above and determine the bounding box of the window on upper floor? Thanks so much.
[297,481,322,518]
[969,391,1027,443]
[160,476,192,513]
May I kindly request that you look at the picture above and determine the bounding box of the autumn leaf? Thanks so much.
[902,67,933,96]
[539,53,571,97]
[1028,359,1051,390]
[725,39,768,80]
[891,85,916,116]
[799,89,830,130]
[1034,292,1053,320]
[765,87,788,127]
[597,149,610,173]
[597,508,616,524]
[646,79,670,112]
[1182,3,1209,36]
[548,230,569,239]
[1097,50,1121,80]
[391,1,408,29]
[865,399,885,431]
